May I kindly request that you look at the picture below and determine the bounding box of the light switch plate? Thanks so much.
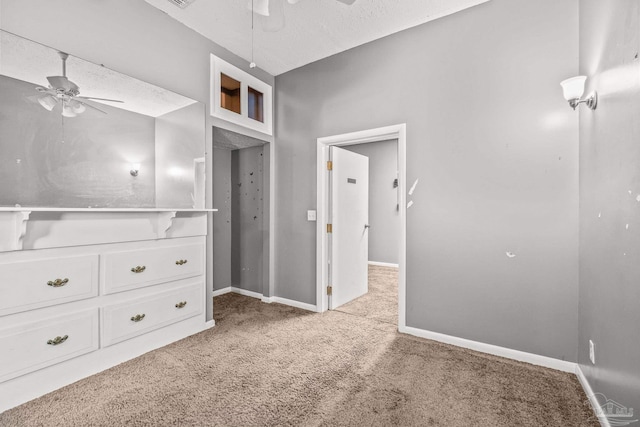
[307,210,317,221]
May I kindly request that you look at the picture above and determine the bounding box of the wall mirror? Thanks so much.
[0,30,205,209]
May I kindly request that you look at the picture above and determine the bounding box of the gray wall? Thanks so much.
[578,0,640,414]
[231,146,265,293]
[344,140,399,265]
[212,147,232,291]
[275,0,579,360]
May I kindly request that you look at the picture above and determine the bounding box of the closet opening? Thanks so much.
[212,127,270,303]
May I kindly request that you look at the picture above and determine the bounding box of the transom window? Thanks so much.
[210,54,272,135]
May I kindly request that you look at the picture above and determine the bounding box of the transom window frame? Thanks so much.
[210,54,273,136]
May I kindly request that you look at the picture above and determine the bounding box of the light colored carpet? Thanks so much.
[336,264,398,324]
[0,292,598,426]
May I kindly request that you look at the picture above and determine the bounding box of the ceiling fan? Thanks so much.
[34,51,123,117]
[251,0,357,32]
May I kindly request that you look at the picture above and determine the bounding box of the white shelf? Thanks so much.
[0,208,218,213]
[0,209,215,252]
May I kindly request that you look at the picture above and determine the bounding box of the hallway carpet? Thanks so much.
[336,264,398,324]
[0,293,598,426]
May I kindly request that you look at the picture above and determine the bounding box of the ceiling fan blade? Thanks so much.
[77,96,124,103]
[35,86,57,95]
[74,99,107,114]
[46,75,72,91]
[336,0,356,4]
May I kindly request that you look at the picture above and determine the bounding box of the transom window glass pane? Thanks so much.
[248,86,264,123]
[220,73,241,114]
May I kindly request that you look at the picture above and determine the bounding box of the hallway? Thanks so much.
[336,265,398,325]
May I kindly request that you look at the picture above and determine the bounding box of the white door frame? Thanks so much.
[316,124,407,330]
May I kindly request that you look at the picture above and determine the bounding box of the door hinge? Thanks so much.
[327,161,333,171]
[327,286,333,295]
[326,224,332,233]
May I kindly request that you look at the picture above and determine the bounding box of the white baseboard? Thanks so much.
[212,287,232,297]
[212,287,263,300]
[270,296,318,312]
[214,288,316,312]
[204,320,216,329]
[368,261,399,268]
[400,326,576,373]
[576,365,610,427]
[230,287,263,300]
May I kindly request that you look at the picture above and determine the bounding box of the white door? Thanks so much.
[330,146,369,309]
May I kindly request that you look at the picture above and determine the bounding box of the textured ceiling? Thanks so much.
[213,126,266,150]
[0,31,196,117]
[144,0,490,76]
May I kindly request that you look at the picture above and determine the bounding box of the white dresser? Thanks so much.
[0,209,214,412]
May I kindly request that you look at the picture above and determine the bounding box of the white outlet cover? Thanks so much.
[307,210,317,221]
[589,340,595,364]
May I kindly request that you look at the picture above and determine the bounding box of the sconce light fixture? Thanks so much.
[130,163,141,177]
[560,76,597,110]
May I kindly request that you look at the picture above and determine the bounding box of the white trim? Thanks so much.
[270,297,318,312]
[576,365,610,427]
[210,54,273,136]
[316,124,407,331]
[213,286,262,299]
[269,137,275,300]
[211,289,316,312]
[368,261,399,268]
[204,320,216,329]
[230,287,264,300]
[400,325,577,373]
[211,287,232,297]
[212,287,267,301]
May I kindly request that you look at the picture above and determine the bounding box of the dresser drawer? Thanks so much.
[0,309,99,382]
[102,282,203,347]
[0,255,99,316]
[102,243,203,294]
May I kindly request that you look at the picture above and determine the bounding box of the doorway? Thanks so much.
[334,140,399,324]
[316,124,407,330]
[212,127,270,300]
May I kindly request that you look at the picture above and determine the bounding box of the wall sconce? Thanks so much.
[130,163,141,177]
[560,76,597,110]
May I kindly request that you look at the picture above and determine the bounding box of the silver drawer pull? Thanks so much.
[47,335,68,346]
[131,266,146,273]
[130,314,146,322]
[175,301,187,309]
[175,259,188,266]
[47,278,69,287]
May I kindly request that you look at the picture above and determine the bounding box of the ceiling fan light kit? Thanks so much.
[37,95,57,111]
[61,102,77,118]
[248,0,357,32]
[34,51,123,117]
